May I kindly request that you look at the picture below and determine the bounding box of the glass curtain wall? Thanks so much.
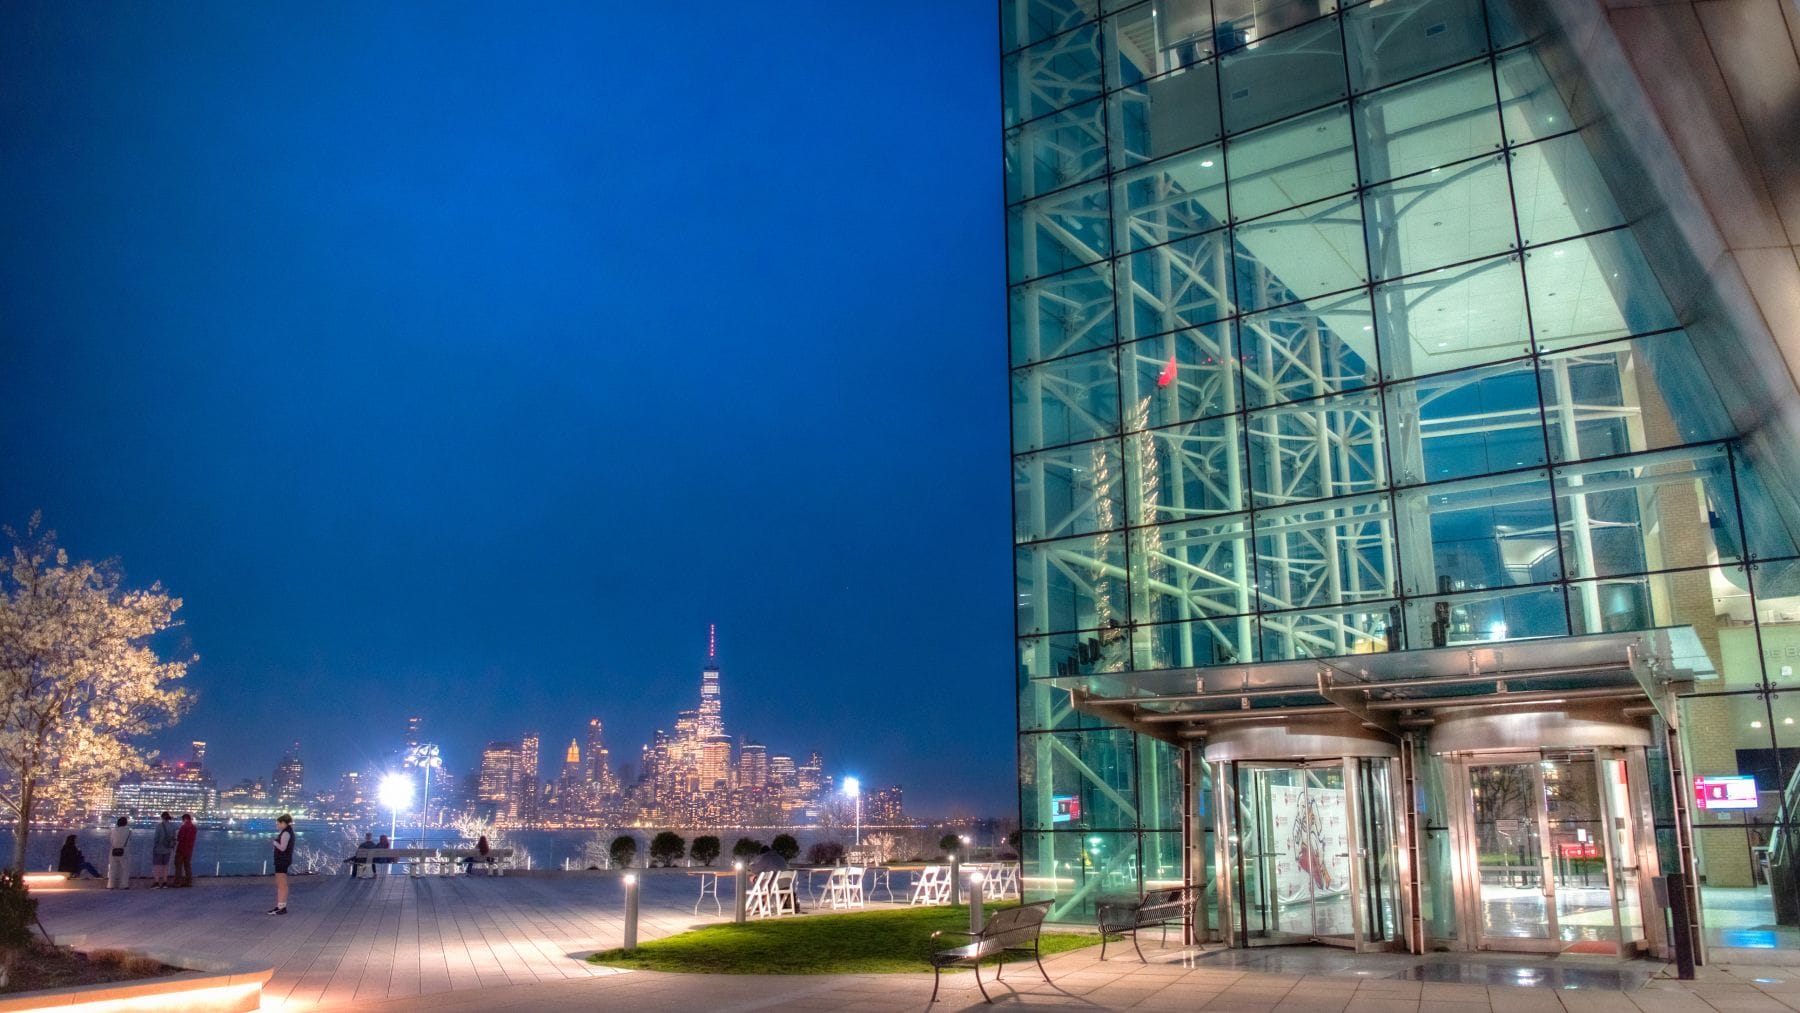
[1007,0,1800,930]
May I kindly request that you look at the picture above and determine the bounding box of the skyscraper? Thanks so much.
[477,741,519,824]
[737,741,769,789]
[698,624,723,738]
[518,732,541,824]
[1004,0,1800,964]
[584,718,614,793]
[271,742,304,804]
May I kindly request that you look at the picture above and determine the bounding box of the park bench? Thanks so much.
[1095,886,1195,961]
[928,899,1053,1004]
[343,847,515,878]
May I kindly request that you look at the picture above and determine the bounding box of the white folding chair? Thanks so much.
[744,871,775,918]
[910,864,945,906]
[771,870,799,916]
[842,866,866,909]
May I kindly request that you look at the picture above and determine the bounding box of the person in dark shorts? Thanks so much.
[269,814,295,914]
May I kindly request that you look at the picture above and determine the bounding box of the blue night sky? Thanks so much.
[0,3,1011,815]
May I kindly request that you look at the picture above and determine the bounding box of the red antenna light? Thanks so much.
[708,624,716,661]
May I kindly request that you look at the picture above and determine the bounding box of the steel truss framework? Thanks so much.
[1005,0,1800,921]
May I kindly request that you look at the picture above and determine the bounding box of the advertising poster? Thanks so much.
[1267,783,1350,905]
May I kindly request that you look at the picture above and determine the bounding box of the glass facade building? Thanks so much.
[1007,0,1800,959]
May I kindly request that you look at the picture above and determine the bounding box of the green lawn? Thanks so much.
[587,905,1106,975]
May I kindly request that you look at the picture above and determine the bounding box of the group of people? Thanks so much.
[58,812,200,889]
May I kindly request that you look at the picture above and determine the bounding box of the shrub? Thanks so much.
[608,835,638,870]
[939,834,963,855]
[804,841,845,866]
[731,837,764,861]
[0,868,36,985]
[690,835,721,866]
[648,831,686,868]
[770,833,800,862]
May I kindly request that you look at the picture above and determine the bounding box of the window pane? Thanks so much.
[1005,24,1103,124]
[1008,181,1111,284]
[1123,322,1239,428]
[1734,450,1800,562]
[1395,471,1561,595]
[1526,228,1680,352]
[1374,253,1530,378]
[1124,228,1235,336]
[1138,613,1259,668]
[1364,154,1516,281]
[1018,730,1139,831]
[1386,359,1547,485]
[1240,295,1377,408]
[1115,144,1228,252]
[1014,439,1126,543]
[1016,531,1130,635]
[1344,0,1489,94]
[1248,390,1387,504]
[1221,16,1348,135]
[1012,347,1121,453]
[1261,600,1399,659]
[1011,260,1116,367]
[1355,61,1503,185]
[1129,419,1249,519]
[1538,331,1733,464]
[1402,582,1569,646]
[1019,630,1127,687]
[1107,0,1217,86]
[1252,485,1404,608]
[1111,64,1223,170]
[1214,0,1340,53]
[1567,566,1751,638]
[1510,133,1625,247]
[1006,99,1108,204]
[1233,194,1368,312]
[1555,445,1743,579]
[1132,516,1255,624]
[1495,48,1571,146]
[1228,103,1356,221]
[1003,0,1093,54]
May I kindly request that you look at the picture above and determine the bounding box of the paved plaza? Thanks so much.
[31,871,1800,1012]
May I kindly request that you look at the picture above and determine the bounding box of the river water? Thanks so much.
[8,822,978,877]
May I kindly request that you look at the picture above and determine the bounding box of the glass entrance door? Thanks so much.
[1456,751,1652,955]
[1217,757,1396,949]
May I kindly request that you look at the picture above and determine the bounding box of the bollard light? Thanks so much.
[949,851,962,907]
[622,873,640,951]
[969,872,986,933]
[733,860,748,924]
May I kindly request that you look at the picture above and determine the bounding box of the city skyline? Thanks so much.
[0,2,1009,818]
[72,628,921,828]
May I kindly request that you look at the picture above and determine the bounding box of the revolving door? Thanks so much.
[1215,756,1402,949]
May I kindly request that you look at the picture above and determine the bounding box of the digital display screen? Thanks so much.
[1695,775,1759,810]
[1051,795,1081,824]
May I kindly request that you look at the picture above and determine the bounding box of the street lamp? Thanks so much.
[843,776,861,846]
[378,773,412,844]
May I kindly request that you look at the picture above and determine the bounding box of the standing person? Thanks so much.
[107,816,132,889]
[174,813,198,887]
[151,811,176,888]
[268,814,294,915]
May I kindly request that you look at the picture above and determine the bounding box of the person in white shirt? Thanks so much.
[107,816,131,889]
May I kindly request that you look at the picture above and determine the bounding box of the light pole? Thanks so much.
[378,773,412,845]
[843,776,861,846]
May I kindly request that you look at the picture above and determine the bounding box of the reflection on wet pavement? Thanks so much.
[1190,945,1656,990]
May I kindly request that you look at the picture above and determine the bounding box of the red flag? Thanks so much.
[1156,355,1178,388]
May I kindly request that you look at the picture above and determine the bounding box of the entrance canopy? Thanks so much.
[1054,627,1716,744]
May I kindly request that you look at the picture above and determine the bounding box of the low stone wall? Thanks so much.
[0,939,272,1013]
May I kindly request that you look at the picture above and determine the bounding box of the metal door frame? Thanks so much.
[1213,756,1394,951]
[1449,748,1658,954]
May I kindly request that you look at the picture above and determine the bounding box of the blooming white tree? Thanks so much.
[0,517,192,872]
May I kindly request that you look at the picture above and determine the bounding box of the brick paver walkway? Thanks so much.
[35,873,1800,1012]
